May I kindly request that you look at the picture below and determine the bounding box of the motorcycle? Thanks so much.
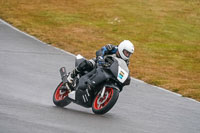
[53,54,130,114]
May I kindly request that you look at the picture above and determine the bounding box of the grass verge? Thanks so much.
[0,0,200,101]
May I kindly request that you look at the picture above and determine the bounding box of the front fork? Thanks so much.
[100,85,120,98]
[100,86,106,98]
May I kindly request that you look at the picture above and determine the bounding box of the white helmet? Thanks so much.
[118,40,134,60]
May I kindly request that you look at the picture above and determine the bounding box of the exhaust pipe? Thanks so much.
[59,67,68,84]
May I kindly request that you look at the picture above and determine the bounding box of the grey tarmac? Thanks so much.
[0,19,200,133]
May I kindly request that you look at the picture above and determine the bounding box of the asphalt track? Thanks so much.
[0,19,200,133]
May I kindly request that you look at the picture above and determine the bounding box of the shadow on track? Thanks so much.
[51,106,115,119]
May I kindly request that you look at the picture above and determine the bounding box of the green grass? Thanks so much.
[0,0,200,101]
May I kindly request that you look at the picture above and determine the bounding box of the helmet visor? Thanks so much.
[123,49,132,58]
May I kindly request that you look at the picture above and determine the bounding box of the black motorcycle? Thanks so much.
[53,54,130,114]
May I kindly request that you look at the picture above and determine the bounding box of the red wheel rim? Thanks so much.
[55,83,69,101]
[93,88,113,110]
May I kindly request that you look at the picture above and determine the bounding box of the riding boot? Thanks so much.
[68,68,79,83]
[60,68,79,93]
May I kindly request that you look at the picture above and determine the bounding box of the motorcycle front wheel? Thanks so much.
[53,82,71,107]
[92,87,119,115]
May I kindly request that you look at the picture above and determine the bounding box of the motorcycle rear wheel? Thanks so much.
[53,82,71,107]
[92,87,119,115]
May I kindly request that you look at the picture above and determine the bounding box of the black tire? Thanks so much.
[53,82,71,107]
[92,87,119,115]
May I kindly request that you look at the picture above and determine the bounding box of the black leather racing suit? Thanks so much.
[70,44,119,79]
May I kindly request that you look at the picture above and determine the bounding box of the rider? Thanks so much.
[61,40,134,99]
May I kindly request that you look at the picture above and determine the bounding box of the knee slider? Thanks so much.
[77,60,93,72]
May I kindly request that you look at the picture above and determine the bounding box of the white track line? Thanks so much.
[0,18,199,103]
[131,77,182,97]
[0,19,75,57]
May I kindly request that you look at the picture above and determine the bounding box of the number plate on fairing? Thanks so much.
[117,66,128,83]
